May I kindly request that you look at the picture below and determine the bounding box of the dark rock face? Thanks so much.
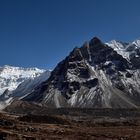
[89,37,102,46]
[130,56,140,68]
[125,45,140,69]
[126,72,133,78]
[22,37,140,108]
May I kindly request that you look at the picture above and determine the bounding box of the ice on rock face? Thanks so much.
[106,39,140,61]
[0,65,45,95]
[0,65,51,110]
[132,39,140,47]
[12,70,51,99]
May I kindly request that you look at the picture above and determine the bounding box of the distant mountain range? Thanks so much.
[1,37,140,111]
[0,65,51,109]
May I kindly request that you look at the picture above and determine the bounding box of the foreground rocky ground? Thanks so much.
[1,108,140,140]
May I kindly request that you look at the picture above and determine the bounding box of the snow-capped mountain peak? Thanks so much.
[21,37,140,109]
[0,65,45,94]
[106,39,140,63]
[1,37,140,110]
[132,39,140,47]
[0,65,51,110]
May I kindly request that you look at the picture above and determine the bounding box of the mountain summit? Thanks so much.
[21,37,140,108]
[0,65,45,94]
[0,65,51,110]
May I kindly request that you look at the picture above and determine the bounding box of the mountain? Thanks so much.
[106,40,140,68]
[11,70,51,99]
[18,37,140,108]
[0,65,51,110]
[0,65,47,94]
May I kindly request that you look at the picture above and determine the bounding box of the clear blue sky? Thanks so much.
[0,0,140,69]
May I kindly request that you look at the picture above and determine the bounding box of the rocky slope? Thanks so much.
[2,109,140,140]
[21,37,140,108]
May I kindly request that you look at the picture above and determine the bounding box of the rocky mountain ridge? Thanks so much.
[21,37,140,108]
[1,37,140,110]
